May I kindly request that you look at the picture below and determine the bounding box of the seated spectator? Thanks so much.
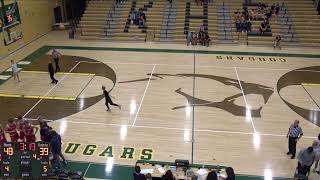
[242,7,249,16]
[134,11,140,25]
[133,166,146,180]
[129,11,136,24]
[234,9,241,20]
[192,32,198,45]
[249,8,258,20]
[265,10,273,20]
[274,35,282,50]
[195,0,202,6]
[297,147,316,176]
[146,173,152,180]
[162,170,176,180]
[187,31,193,46]
[203,32,211,47]
[275,4,280,16]
[241,19,252,33]
[271,4,276,12]
[257,2,263,10]
[139,11,146,28]
[206,171,218,180]
[235,18,242,32]
[259,21,267,35]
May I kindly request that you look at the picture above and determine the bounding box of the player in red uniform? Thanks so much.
[0,125,7,143]
[24,121,37,142]
[17,116,27,142]
[5,118,19,142]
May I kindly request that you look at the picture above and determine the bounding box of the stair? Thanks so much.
[277,3,300,47]
[216,3,234,44]
[159,1,178,42]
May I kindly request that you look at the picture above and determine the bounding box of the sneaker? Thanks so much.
[291,156,295,159]
[286,152,291,155]
[106,109,110,112]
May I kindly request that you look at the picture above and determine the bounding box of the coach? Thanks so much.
[287,120,303,159]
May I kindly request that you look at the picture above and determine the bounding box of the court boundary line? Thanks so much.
[301,84,320,109]
[76,75,96,98]
[71,60,320,73]
[234,67,257,133]
[132,65,156,126]
[45,45,320,59]
[25,118,316,139]
[23,61,81,117]
[83,162,91,177]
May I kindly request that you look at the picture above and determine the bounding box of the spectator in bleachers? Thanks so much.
[265,10,273,20]
[162,170,176,180]
[234,9,241,20]
[192,32,197,45]
[139,10,146,28]
[206,171,218,180]
[187,31,193,46]
[203,32,211,46]
[133,166,146,180]
[235,18,242,32]
[274,35,282,50]
[249,8,258,20]
[129,11,136,24]
[242,19,252,32]
[275,4,280,16]
[259,20,268,35]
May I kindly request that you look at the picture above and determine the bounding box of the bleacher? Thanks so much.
[79,0,113,40]
[78,0,320,48]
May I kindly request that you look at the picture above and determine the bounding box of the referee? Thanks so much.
[287,120,303,159]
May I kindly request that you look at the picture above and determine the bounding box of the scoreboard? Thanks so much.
[0,142,50,178]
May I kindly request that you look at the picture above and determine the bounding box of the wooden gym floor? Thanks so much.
[0,32,320,179]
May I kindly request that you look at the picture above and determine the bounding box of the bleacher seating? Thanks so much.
[78,0,320,48]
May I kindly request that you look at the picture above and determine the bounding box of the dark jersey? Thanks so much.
[48,63,54,73]
[103,90,112,101]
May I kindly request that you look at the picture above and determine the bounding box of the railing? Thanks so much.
[105,0,118,36]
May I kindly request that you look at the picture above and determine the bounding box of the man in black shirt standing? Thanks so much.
[48,60,58,84]
[102,86,121,111]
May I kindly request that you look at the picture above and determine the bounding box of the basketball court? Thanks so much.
[1,40,320,179]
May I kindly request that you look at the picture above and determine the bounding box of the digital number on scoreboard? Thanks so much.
[0,142,50,178]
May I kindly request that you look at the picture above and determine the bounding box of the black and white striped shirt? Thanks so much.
[288,124,303,138]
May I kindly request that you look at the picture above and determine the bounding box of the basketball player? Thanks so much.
[24,121,37,142]
[17,116,27,142]
[48,60,58,84]
[102,86,121,111]
[0,125,7,143]
[5,118,19,142]
[11,60,21,82]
